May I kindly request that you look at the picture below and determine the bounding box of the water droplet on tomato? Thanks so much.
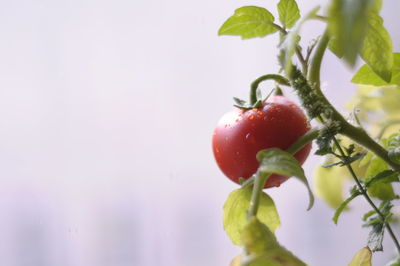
[245,133,256,144]
[249,115,255,120]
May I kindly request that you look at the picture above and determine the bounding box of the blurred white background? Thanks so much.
[0,0,399,265]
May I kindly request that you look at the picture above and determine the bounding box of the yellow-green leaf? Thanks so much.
[242,217,279,254]
[223,187,280,245]
[365,157,396,200]
[352,53,400,87]
[257,148,314,210]
[328,0,371,65]
[360,12,393,82]
[314,163,348,209]
[348,247,372,266]
[218,6,278,39]
[277,0,300,29]
[241,217,307,266]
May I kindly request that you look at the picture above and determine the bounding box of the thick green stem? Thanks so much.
[307,28,400,172]
[308,30,330,90]
[308,29,400,253]
[287,128,320,154]
[341,122,400,172]
[248,171,270,218]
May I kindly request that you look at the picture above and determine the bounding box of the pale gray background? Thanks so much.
[0,0,399,265]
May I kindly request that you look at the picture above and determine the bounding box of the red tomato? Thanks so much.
[212,96,312,188]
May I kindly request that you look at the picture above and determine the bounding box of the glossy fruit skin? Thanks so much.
[212,96,312,188]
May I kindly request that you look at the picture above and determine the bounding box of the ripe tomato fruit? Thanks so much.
[212,96,312,188]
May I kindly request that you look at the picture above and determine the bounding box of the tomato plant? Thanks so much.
[215,0,400,265]
[212,96,312,188]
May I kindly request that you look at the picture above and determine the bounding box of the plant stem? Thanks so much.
[331,136,400,253]
[296,47,308,75]
[286,128,320,154]
[307,30,330,90]
[249,74,290,105]
[341,122,400,172]
[308,29,400,253]
[307,28,400,172]
[272,23,308,74]
[248,171,269,218]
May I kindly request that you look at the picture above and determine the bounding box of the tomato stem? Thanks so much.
[249,74,290,105]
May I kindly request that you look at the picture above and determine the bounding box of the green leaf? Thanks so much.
[348,247,372,266]
[328,37,344,58]
[346,85,400,132]
[379,200,394,217]
[352,53,400,87]
[257,148,314,210]
[365,170,399,188]
[223,186,280,246]
[368,220,385,252]
[360,12,393,82]
[241,217,307,266]
[368,182,396,200]
[363,210,377,221]
[328,0,372,66]
[277,0,300,29]
[323,153,366,167]
[333,188,362,224]
[280,6,320,76]
[241,217,279,254]
[359,151,373,168]
[314,163,348,209]
[365,157,396,200]
[363,201,393,228]
[218,6,278,39]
